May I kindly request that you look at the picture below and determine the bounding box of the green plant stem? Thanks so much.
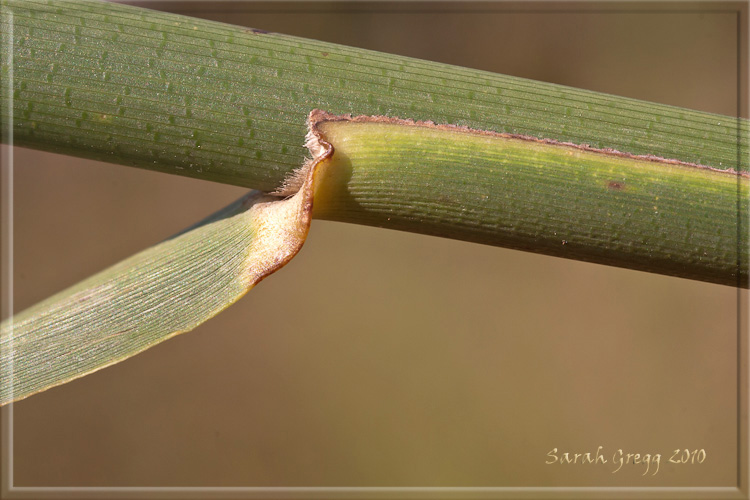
[1,0,748,286]
[2,0,747,188]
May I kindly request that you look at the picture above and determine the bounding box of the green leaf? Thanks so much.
[0,171,319,405]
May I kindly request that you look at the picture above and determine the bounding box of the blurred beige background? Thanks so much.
[5,1,746,489]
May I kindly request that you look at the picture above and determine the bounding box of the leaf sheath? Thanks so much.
[309,112,748,287]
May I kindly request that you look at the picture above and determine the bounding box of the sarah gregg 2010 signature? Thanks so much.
[545,446,706,476]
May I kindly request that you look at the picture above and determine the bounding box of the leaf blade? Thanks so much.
[0,185,315,405]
